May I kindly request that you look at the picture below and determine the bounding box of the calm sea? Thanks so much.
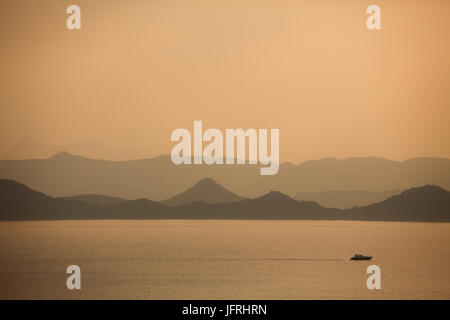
[0,220,449,299]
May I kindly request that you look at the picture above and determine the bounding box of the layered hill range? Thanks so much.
[0,152,449,208]
[1,178,449,222]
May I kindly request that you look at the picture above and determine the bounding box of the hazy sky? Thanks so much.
[1,0,449,162]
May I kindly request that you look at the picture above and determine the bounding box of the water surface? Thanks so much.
[0,220,448,299]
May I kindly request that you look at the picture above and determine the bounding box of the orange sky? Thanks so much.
[1,0,449,163]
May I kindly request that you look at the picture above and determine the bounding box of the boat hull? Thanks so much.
[350,256,372,260]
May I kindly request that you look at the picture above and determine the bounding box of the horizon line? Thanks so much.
[0,150,449,166]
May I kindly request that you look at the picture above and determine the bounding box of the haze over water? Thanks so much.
[0,220,449,299]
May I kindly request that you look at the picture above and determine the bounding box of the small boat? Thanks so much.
[350,254,372,261]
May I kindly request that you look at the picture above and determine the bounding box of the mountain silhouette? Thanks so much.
[209,191,330,219]
[347,185,450,221]
[162,178,243,206]
[50,151,85,161]
[241,190,311,212]
[0,179,99,220]
[59,194,126,207]
[0,152,449,201]
[294,190,401,209]
[107,198,166,219]
[1,178,449,221]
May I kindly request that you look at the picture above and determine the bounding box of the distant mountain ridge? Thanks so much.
[0,152,449,202]
[1,178,449,222]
